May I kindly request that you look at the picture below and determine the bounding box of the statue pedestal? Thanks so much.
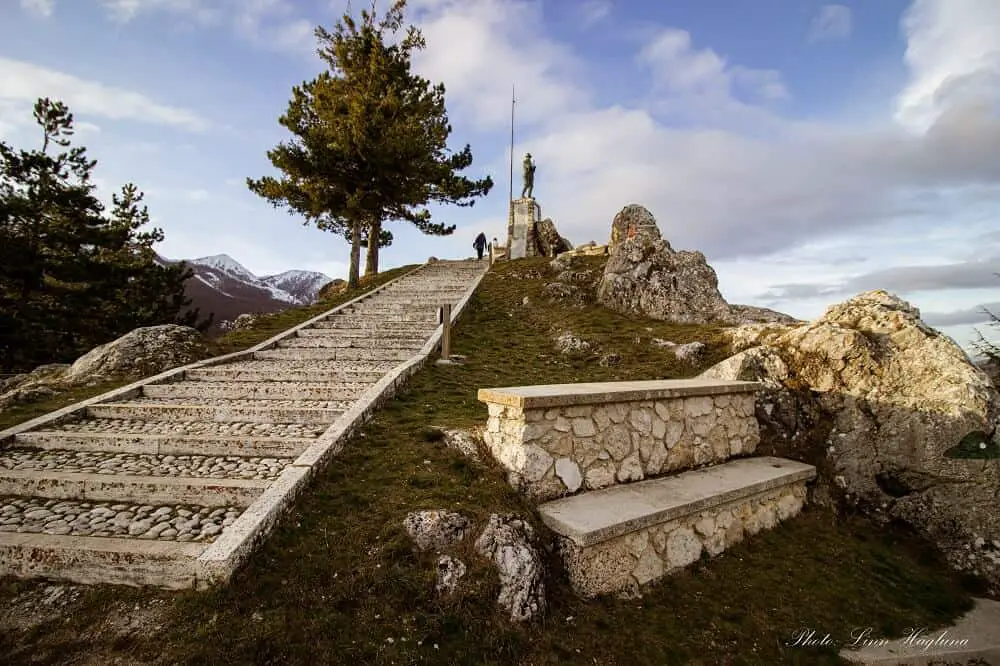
[508,198,541,260]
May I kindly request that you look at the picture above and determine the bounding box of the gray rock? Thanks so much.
[404,510,470,552]
[597,205,796,326]
[474,514,545,622]
[61,324,206,384]
[701,290,1000,594]
[435,555,467,595]
[607,204,662,255]
[535,218,572,257]
[674,341,706,364]
[555,332,590,355]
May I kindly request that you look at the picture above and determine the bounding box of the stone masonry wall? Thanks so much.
[483,392,759,500]
[559,481,808,597]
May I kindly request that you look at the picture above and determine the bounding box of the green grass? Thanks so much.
[0,257,975,665]
[0,265,419,433]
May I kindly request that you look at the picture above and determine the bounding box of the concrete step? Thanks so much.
[277,336,424,350]
[538,457,816,597]
[0,468,267,508]
[142,381,369,401]
[311,319,436,330]
[0,532,206,588]
[13,428,315,457]
[185,367,386,383]
[88,398,346,425]
[294,328,432,339]
[253,348,412,362]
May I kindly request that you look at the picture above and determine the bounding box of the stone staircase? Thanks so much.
[0,259,486,589]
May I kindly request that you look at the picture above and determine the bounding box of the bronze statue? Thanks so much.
[521,153,535,199]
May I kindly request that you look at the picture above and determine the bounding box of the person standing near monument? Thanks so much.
[521,153,535,199]
[473,232,488,260]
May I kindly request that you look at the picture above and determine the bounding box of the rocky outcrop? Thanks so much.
[474,514,545,622]
[1,326,207,412]
[435,555,467,595]
[597,205,797,326]
[535,218,572,257]
[700,290,1000,593]
[608,204,661,255]
[403,510,470,552]
[598,235,733,324]
[317,278,347,300]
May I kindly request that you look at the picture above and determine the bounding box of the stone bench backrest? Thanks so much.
[478,379,761,501]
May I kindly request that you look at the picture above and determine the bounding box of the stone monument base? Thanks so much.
[508,198,541,260]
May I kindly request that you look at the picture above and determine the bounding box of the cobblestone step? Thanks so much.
[0,448,290,478]
[13,428,315,457]
[87,399,345,424]
[339,310,439,321]
[277,336,424,350]
[253,347,413,362]
[184,367,386,383]
[143,381,369,401]
[0,497,242,543]
[0,469,266,508]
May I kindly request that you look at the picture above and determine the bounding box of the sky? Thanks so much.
[1,0,999,352]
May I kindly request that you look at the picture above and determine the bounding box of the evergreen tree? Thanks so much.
[0,98,206,371]
[248,0,492,287]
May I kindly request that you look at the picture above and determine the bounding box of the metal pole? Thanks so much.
[441,303,452,358]
[508,83,515,246]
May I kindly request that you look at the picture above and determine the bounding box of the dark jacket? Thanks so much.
[473,233,488,250]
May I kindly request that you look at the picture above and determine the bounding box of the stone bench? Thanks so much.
[538,456,816,597]
[477,379,762,500]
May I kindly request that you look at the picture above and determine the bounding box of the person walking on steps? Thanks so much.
[474,232,488,260]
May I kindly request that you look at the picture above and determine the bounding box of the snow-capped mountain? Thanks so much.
[261,270,335,306]
[157,253,333,335]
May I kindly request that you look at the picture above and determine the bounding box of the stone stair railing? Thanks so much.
[0,258,488,589]
[477,379,816,597]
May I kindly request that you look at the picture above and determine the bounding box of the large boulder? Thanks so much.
[701,290,1000,593]
[61,325,206,384]
[1,326,207,413]
[608,204,661,255]
[598,235,733,324]
[598,205,797,325]
[534,218,572,257]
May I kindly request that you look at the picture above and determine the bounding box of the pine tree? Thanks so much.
[0,98,206,371]
[248,0,492,287]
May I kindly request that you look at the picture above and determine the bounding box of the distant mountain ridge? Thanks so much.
[157,253,333,335]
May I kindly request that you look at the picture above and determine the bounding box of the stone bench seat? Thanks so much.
[478,379,762,500]
[538,456,816,597]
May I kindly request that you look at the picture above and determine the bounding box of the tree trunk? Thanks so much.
[348,219,361,289]
[364,219,380,277]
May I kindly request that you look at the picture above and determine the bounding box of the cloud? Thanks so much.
[808,4,852,42]
[98,0,315,56]
[409,0,589,132]
[578,0,612,27]
[923,303,1000,326]
[0,58,211,132]
[20,0,54,18]
[759,256,1000,300]
[895,0,1000,133]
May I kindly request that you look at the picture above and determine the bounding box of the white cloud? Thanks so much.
[578,0,612,27]
[895,0,1000,133]
[409,0,589,131]
[406,0,1000,269]
[98,0,314,55]
[20,0,54,18]
[808,4,853,42]
[0,58,211,132]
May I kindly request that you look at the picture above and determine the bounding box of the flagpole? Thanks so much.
[507,83,515,251]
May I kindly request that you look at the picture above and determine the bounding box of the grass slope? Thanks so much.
[0,258,974,665]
